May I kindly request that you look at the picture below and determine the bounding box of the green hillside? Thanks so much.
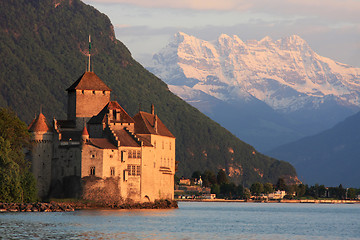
[0,0,297,186]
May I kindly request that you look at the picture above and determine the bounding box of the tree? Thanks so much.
[263,183,274,194]
[243,188,251,200]
[296,184,307,197]
[202,170,217,187]
[0,108,37,203]
[0,137,23,202]
[250,182,264,196]
[217,169,228,185]
[347,188,357,200]
[191,171,201,180]
[276,177,287,191]
[211,184,220,195]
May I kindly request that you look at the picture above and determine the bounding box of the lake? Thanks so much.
[1,202,359,239]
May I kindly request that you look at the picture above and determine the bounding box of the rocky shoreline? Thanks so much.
[0,199,178,213]
[0,202,75,212]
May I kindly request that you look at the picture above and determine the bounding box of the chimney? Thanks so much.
[151,104,155,115]
[154,115,158,134]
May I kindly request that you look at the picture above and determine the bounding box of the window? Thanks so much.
[136,166,141,176]
[92,90,95,94]
[127,165,140,176]
[103,91,106,95]
[154,140,156,148]
[137,150,141,159]
[90,166,95,176]
[109,155,113,158]
[110,167,115,176]
[132,150,136,158]
[82,90,84,94]
[128,150,132,158]
[169,142,171,150]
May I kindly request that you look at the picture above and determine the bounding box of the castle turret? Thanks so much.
[81,125,89,143]
[28,112,53,199]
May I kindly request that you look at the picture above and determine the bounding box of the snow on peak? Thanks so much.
[150,33,360,112]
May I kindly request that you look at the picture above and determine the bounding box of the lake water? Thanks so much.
[1,202,359,239]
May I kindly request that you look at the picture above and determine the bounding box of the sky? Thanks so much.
[83,0,360,67]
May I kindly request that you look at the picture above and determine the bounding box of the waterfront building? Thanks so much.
[28,70,175,202]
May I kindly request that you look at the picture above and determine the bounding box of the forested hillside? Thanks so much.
[0,0,297,186]
[267,111,360,187]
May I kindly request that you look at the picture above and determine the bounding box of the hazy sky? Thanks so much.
[83,0,360,67]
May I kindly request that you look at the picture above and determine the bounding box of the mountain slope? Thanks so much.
[267,111,360,187]
[0,0,297,186]
[149,32,360,151]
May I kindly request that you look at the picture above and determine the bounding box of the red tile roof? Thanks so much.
[28,113,51,132]
[66,71,112,91]
[133,111,174,138]
[113,129,140,147]
[88,101,135,124]
[89,138,117,149]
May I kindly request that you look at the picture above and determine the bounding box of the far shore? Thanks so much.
[177,199,360,204]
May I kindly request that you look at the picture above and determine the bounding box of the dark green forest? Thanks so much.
[0,0,297,186]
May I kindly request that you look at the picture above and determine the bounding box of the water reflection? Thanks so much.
[75,208,178,217]
[1,202,359,240]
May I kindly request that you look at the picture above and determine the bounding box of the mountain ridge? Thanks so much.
[267,110,360,187]
[149,32,360,151]
[151,32,360,111]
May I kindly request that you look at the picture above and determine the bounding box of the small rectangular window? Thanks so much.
[110,167,115,176]
[137,150,141,158]
[128,150,132,158]
[90,166,95,176]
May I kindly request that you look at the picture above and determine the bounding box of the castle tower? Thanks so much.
[28,112,53,199]
[66,71,112,129]
[81,124,89,143]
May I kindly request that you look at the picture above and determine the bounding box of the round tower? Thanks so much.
[28,112,53,199]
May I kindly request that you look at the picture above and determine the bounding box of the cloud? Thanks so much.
[86,0,360,21]
[114,18,360,67]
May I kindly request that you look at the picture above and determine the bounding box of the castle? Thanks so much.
[28,70,175,202]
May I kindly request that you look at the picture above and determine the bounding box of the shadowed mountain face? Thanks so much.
[267,111,360,187]
[149,32,360,151]
[0,0,297,186]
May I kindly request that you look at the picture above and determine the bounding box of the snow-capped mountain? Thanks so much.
[150,32,360,113]
[148,32,360,151]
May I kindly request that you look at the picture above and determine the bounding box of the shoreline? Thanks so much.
[0,199,178,212]
[177,199,360,204]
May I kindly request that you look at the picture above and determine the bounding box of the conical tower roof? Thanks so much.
[28,113,51,132]
[82,125,89,136]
